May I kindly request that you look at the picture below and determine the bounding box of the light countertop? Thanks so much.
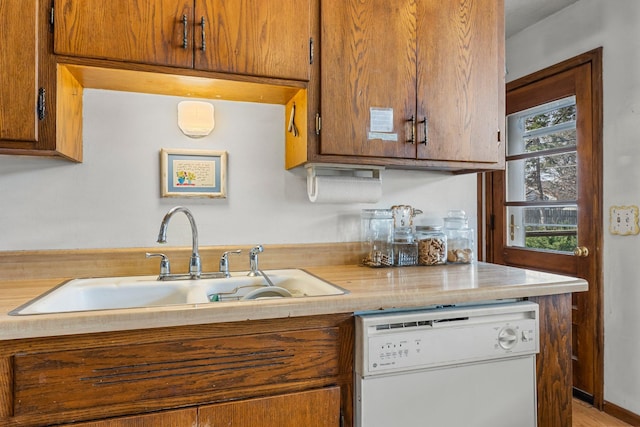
[0,262,587,340]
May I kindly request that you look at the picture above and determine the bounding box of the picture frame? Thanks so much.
[160,149,227,198]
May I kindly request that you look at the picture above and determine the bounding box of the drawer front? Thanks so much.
[13,328,340,415]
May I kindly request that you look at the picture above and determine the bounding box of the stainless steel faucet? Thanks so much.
[157,206,201,279]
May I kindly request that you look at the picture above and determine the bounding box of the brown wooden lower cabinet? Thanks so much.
[0,297,573,427]
[0,314,353,427]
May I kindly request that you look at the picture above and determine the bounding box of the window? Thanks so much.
[505,96,578,253]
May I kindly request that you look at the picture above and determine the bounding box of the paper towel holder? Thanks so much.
[305,163,384,200]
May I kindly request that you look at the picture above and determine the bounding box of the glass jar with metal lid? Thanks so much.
[443,210,474,263]
[416,225,447,266]
[361,209,394,267]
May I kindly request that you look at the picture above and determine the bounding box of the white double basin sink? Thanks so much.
[11,269,348,315]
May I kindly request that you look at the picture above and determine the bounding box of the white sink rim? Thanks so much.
[9,269,348,316]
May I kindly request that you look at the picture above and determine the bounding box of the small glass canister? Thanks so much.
[361,209,394,267]
[416,225,447,266]
[443,210,474,263]
[393,227,418,266]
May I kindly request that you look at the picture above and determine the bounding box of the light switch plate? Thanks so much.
[609,205,640,235]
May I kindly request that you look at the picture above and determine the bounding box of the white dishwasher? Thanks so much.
[355,301,539,427]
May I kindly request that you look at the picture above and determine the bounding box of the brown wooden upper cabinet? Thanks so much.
[53,0,312,81]
[0,0,82,161]
[318,0,505,167]
[0,0,39,144]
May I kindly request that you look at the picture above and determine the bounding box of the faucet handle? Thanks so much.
[146,252,170,278]
[219,250,242,278]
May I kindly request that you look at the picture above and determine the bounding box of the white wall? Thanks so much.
[506,0,640,414]
[0,89,477,251]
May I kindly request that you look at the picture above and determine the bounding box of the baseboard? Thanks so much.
[604,400,640,426]
[573,387,594,405]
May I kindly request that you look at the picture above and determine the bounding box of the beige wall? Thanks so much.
[0,89,477,251]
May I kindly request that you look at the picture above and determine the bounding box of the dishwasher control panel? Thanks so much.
[356,301,539,376]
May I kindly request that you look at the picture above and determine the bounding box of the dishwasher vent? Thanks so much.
[375,320,432,330]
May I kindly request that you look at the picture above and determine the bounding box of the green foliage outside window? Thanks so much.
[525,234,577,252]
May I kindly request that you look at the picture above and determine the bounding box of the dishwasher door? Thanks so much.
[355,301,539,427]
[356,355,537,427]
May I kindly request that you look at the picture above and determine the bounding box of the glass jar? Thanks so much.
[443,210,474,264]
[393,227,418,266]
[416,225,447,266]
[361,209,394,267]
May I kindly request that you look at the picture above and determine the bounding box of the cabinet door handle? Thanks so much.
[200,16,206,51]
[420,117,428,145]
[406,115,416,144]
[181,14,188,49]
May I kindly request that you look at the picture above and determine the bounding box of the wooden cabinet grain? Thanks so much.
[195,0,311,80]
[60,388,339,427]
[199,387,341,427]
[0,314,353,427]
[60,409,198,427]
[416,0,504,165]
[53,0,194,68]
[293,0,505,170]
[54,0,311,81]
[0,0,38,143]
[0,0,82,161]
[319,0,417,160]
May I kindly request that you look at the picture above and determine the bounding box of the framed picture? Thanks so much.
[160,149,227,198]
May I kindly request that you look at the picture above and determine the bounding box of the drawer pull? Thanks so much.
[200,16,206,51]
[420,117,428,145]
[181,14,188,49]
[406,115,416,144]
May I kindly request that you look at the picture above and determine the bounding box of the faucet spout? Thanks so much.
[157,206,201,279]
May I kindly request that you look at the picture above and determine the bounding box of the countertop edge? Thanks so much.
[0,263,588,340]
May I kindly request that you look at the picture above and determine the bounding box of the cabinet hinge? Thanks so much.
[489,214,496,231]
[49,2,55,31]
[315,113,321,135]
[309,37,314,65]
[497,129,501,142]
[37,88,46,120]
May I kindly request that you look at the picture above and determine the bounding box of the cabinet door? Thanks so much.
[60,408,197,426]
[199,387,341,427]
[54,0,193,68]
[195,0,310,80]
[0,0,38,142]
[319,0,417,158]
[416,0,504,163]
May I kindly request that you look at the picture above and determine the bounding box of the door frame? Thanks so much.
[479,48,604,408]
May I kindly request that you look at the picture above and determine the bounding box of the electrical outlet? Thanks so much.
[609,205,640,235]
